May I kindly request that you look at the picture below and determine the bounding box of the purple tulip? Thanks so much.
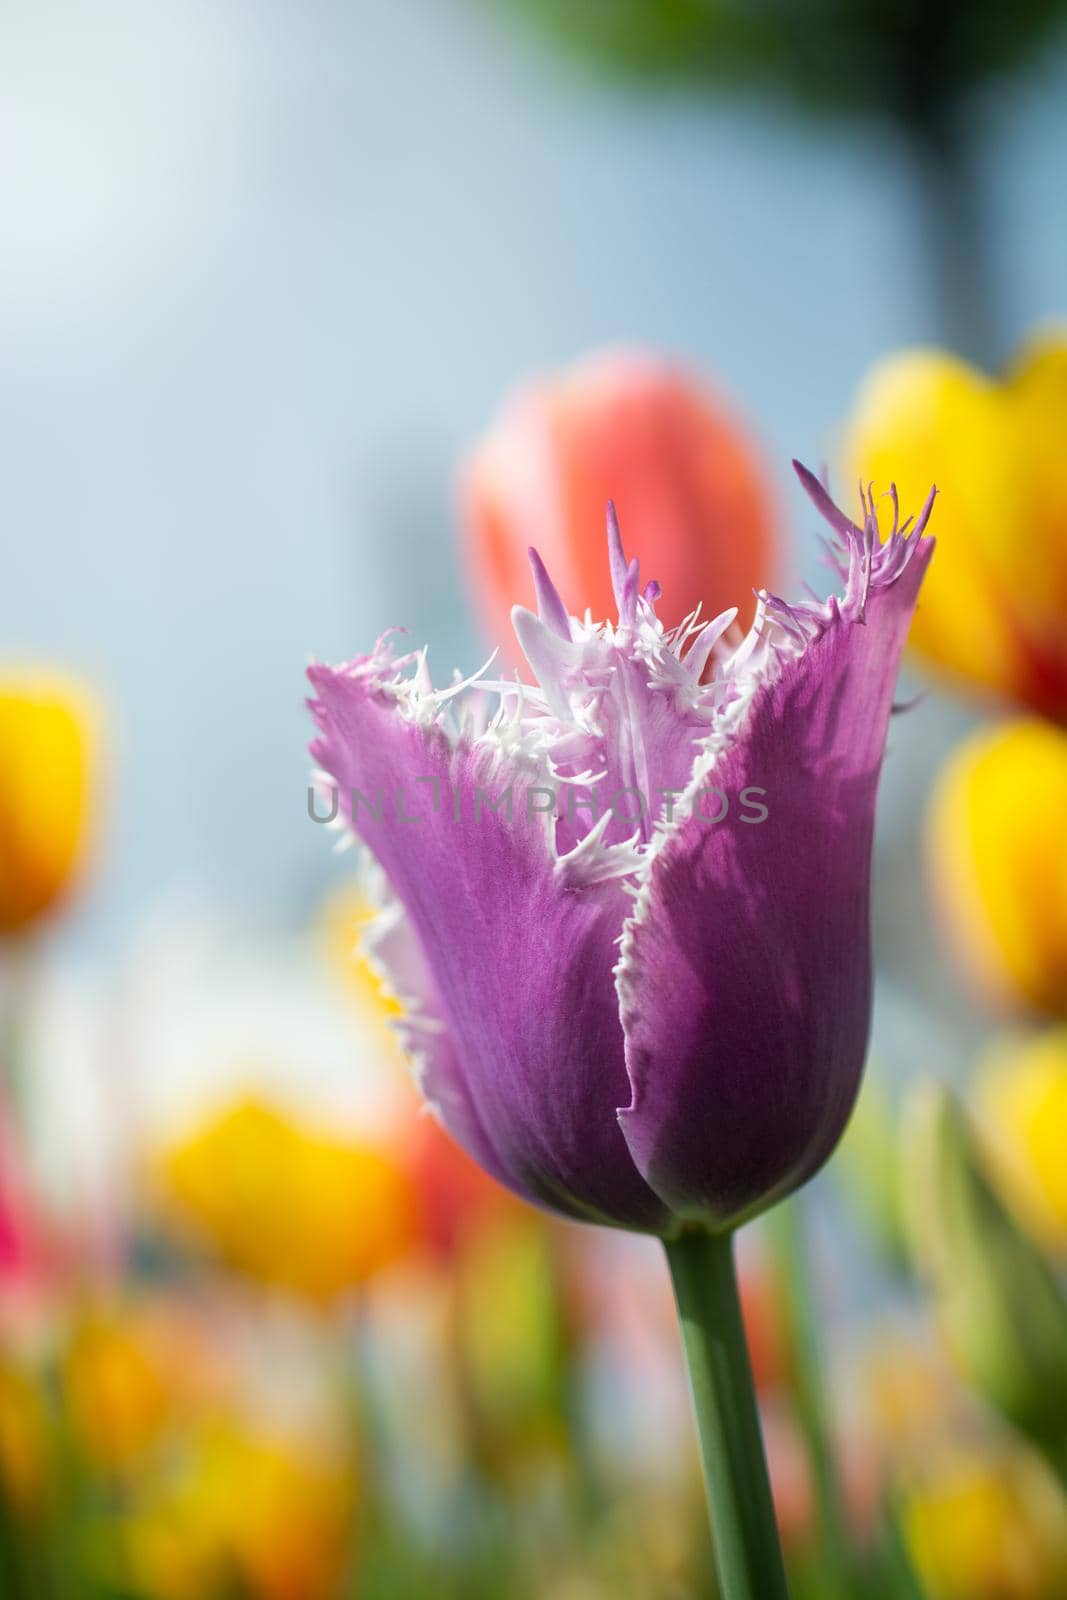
[307,463,934,1238]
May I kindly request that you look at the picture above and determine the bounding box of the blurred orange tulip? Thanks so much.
[460,348,777,663]
[0,671,98,937]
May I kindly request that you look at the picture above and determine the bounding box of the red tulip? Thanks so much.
[459,348,777,664]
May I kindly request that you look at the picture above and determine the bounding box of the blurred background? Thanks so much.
[3,2,1067,1597]
[4,0,1066,948]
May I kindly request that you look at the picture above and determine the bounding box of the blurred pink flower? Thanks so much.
[0,1086,51,1324]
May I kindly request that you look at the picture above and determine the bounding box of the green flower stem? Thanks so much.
[769,1197,853,1599]
[665,1228,791,1600]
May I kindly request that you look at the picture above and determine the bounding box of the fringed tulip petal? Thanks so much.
[308,653,670,1230]
[616,476,934,1228]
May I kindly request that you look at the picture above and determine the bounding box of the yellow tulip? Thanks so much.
[0,671,98,936]
[159,1096,416,1303]
[123,1419,354,1600]
[903,1444,1067,1600]
[317,883,404,1031]
[926,718,1067,1016]
[845,333,1067,718]
[0,1359,49,1517]
[63,1305,177,1473]
[977,1028,1067,1254]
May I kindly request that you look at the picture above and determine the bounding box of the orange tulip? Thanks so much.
[460,348,777,663]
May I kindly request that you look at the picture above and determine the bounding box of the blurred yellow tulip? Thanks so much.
[0,1359,49,1517]
[123,1419,354,1600]
[317,883,403,1028]
[159,1096,416,1304]
[977,1028,1067,1255]
[903,1444,1067,1600]
[845,333,1067,718]
[0,672,98,937]
[63,1305,180,1473]
[926,718,1067,1016]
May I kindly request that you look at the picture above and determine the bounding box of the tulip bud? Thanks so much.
[459,348,776,665]
[844,336,1067,719]
[926,718,1067,1017]
[905,1084,1067,1452]
[0,672,97,937]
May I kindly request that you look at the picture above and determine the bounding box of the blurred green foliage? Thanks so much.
[493,0,1067,121]
[907,1085,1067,1458]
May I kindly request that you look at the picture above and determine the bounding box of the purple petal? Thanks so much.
[792,459,858,541]
[308,655,670,1231]
[527,546,572,641]
[615,519,934,1230]
[606,500,628,612]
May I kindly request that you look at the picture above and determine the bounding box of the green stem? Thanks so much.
[769,1197,853,1599]
[665,1229,791,1600]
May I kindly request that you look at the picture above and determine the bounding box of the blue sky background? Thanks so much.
[3,0,1066,976]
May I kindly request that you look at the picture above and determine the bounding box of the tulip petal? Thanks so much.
[308,649,670,1231]
[847,348,1067,719]
[616,494,934,1230]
